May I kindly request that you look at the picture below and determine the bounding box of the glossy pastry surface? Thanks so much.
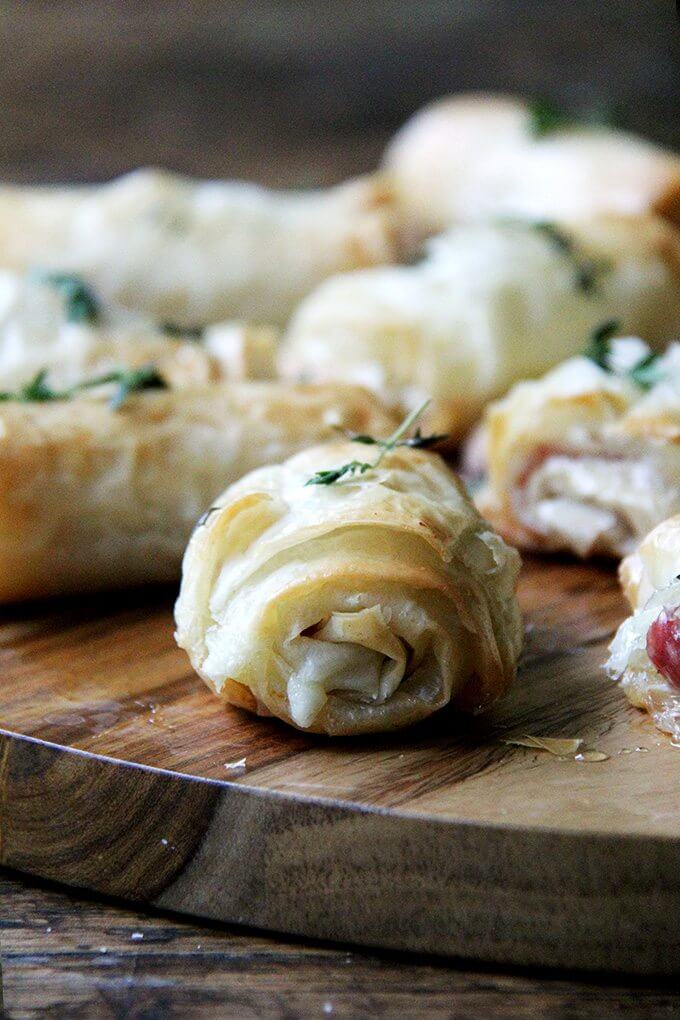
[608,515,680,740]
[478,337,680,559]
[0,168,397,327]
[175,439,522,735]
[281,216,680,443]
[384,93,680,248]
[0,380,395,602]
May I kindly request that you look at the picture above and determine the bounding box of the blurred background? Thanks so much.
[1,0,678,187]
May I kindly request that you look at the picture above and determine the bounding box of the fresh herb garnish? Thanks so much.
[527,100,572,138]
[101,366,168,409]
[0,365,167,409]
[584,319,621,370]
[337,424,447,450]
[532,221,573,255]
[0,369,61,403]
[573,258,610,295]
[36,272,100,324]
[628,351,663,391]
[584,321,665,390]
[527,99,616,139]
[306,400,446,486]
[161,322,203,340]
[306,460,374,486]
[531,221,610,294]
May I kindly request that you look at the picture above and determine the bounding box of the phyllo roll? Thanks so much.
[383,93,680,248]
[0,380,394,602]
[0,268,242,389]
[607,515,680,739]
[478,335,680,559]
[0,168,396,327]
[175,430,523,736]
[280,216,680,443]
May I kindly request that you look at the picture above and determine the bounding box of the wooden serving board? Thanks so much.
[1,557,679,976]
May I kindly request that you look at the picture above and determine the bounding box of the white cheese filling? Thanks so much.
[607,581,680,739]
[517,454,672,557]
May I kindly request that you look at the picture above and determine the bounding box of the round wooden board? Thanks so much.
[1,557,678,975]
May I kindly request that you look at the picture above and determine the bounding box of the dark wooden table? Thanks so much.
[2,868,679,1018]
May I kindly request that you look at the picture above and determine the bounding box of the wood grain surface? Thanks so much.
[4,870,680,1020]
[0,1,677,187]
[1,558,679,976]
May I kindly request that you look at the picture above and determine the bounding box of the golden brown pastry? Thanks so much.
[0,269,211,388]
[384,93,680,249]
[280,216,680,443]
[0,380,395,602]
[0,168,397,327]
[478,336,680,559]
[607,515,680,739]
[0,268,281,388]
[174,433,523,736]
[202,320,277,381]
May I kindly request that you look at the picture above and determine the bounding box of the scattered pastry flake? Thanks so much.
[575,750,610,763]
[503,735,584,756]
[503,735,610,761]
[223,757,247,773]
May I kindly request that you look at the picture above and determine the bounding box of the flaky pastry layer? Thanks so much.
[175,442,522,736]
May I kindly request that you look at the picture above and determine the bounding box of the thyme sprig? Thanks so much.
[527,99,616,139]
[584,320,663,391]
[628,351,663,391]
[161,322,203,340]
[528,100,572,138]
[584,319,621,370]
[306,459,374,486]
[531,221,611,295]
[35,272,100,324]
[0,365,167,409]
[306,400,446,487]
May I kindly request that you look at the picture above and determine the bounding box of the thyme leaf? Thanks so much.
[527,100,572,138]
[0,369,61,403]
[305,460,373,486]
[36,272,100,324]
[101,366,168,409]
[527,100,616,139]
[531,221,611,294]
[161,322,203,340]
[307,399,446,487]
[583,322,665,390]
[532,220,573,255]
[584,319,621,370]
[628,351,663,391]
[400,427,449,449]
[0,365,167,409]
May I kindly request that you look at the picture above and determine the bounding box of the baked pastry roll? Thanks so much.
[618,515,680,611]
[0,268,213,388]
[607,515,680,739]
[0,381,394,602]
[384,93,680,249]
[174,438,522,736]
[0,168,396,327]
[0,269,281,389]
[280,215,680,443]
[202,321,277,381]
[478,336,680,559]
